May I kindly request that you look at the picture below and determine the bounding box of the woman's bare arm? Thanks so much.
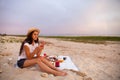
[37,43,44,57]
[24,45,39,59]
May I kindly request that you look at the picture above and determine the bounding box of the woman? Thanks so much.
[17,27,67,76]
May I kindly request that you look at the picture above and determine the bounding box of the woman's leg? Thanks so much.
[23,58,66,76]
[23,58,37,67]
[40,57,62,71]
[39,57,57,69]
[39,56,67,75]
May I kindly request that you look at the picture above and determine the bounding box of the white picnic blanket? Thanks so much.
[58,56,79,71]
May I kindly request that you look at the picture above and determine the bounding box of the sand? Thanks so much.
[0,36,120,80]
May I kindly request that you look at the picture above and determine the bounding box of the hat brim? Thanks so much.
[27,28,40,36]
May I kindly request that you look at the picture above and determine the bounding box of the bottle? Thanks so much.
[55,60,60,67]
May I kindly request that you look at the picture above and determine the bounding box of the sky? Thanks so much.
[0,0,120,36]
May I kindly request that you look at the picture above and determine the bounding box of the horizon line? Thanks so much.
[0,33,120,37]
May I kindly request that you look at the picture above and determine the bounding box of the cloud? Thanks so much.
[0,0,120,36]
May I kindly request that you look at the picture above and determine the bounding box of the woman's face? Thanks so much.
[32,31,39,41]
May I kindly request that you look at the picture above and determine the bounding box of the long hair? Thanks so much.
[19,31,39,55]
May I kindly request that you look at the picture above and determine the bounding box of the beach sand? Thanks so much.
[0,36,120,80]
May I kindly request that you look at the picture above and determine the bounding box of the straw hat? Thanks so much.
[27,27,40,36]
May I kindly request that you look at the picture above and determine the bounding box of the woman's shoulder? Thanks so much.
[24,42,30,46]
[24,42,38,46]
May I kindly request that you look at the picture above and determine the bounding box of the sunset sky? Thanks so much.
[0,0,120,36]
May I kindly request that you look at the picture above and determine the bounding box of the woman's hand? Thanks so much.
[36,40,45,57]
[35,46,43,53]
[39,40,45,49]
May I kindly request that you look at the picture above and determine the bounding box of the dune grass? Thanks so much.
[42,36,120,44]
[1,35,120,44]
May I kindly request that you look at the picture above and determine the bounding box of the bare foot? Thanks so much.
[55,68,67,75]
[55,71,67,76]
